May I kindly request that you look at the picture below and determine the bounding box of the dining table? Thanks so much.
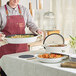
[0,49,76,76]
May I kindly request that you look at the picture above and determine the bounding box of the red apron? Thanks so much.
[0,5,29,58]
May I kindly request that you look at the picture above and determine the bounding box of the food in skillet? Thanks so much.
[38,53,63,58]
[7,35,35,38]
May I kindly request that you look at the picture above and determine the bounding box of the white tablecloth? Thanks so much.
[0,50,76,76]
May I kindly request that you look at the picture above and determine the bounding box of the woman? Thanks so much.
[0,0,42,58]
[0,0,42,75]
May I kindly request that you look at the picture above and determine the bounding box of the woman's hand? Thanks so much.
[36,29,42,35]
[0,32,5,41]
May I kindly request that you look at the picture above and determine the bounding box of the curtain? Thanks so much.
[52,0,76,39]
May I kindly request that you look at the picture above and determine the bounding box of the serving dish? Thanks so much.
[43,33,67,53]
[69,54,76,62]
[35,53,68,63]
[5,34,38,44]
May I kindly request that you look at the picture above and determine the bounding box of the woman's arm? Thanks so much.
[26,8,40,34]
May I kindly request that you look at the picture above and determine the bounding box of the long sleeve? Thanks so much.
[0,11,2,31]
[26,9,39,33]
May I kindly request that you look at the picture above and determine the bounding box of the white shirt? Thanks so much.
[0,3,38,33]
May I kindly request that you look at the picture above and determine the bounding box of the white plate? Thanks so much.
[5,34,38,44]
[35,54,68,63]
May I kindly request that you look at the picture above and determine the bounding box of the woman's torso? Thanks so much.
[0,4,27,31]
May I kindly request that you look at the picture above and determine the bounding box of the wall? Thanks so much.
[43,0,52,11]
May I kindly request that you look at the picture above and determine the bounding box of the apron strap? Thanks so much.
[18,5,22,15]
[5,5,8,15]
[5,5,22,15]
